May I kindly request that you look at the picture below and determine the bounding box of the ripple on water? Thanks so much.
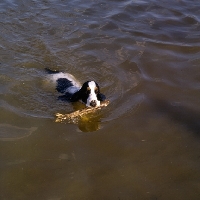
[0,124,37,141]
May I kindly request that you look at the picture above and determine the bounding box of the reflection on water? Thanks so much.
[1,0,200,199]
[78,115,101,132]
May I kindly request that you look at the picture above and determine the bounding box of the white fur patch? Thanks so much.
[50,72,81,93]
[86,81,100,107]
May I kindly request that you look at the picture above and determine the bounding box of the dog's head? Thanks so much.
[71,81,106,107]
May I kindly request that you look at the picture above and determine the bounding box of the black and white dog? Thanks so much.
[45,68,106,107]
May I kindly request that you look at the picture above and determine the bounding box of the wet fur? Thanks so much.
[45,68,106,106]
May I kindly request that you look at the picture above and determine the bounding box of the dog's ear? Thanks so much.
[97,93,106,101]
[70,90,82,102]
[70,82,89,103]
[95,83,106,101]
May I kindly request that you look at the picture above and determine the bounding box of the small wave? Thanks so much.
[104,93,144,122]
[0,124,37,141]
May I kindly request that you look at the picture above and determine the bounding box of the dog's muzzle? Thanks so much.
[90,100,97,107]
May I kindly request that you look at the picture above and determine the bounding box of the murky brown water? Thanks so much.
[1,0,200,199]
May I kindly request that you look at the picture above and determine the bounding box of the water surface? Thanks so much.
[1,0,200,199]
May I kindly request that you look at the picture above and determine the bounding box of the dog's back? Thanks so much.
[45,68,81,101]
[45,68,81,94]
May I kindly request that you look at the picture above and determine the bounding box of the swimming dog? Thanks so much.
[45,68,106,107]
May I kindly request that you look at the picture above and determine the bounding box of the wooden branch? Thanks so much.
[55,100,110,123]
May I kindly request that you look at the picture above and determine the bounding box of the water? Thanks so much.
[0,0,200,199]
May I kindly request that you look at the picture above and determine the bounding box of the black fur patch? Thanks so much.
[56,78,73,93]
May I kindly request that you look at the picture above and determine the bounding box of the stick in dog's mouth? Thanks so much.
[55,100,110,124]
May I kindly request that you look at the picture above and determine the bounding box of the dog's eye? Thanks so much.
[95,87,99,94]
[86,87,91,94]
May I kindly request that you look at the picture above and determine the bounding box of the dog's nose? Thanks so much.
[90,100,97,107]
